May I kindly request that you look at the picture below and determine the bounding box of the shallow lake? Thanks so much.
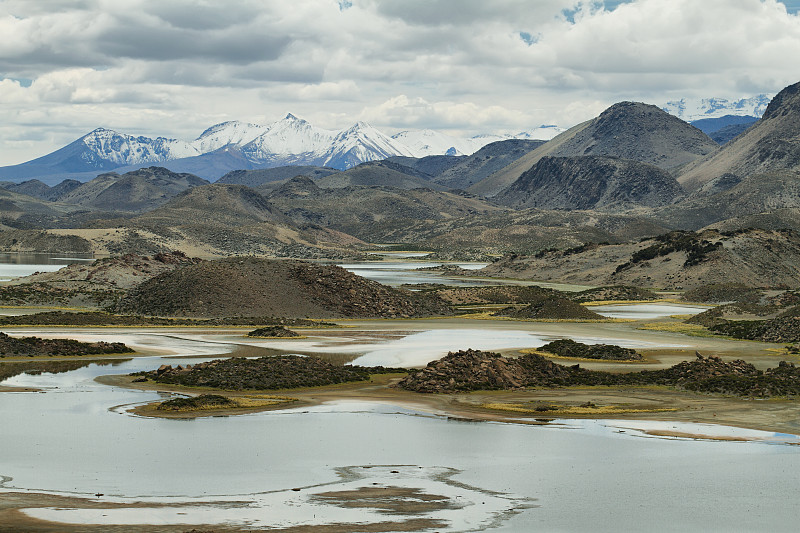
[336,260,490,287]
[2,328,799,531]
[591,302,711,319]
[0,252,94,281]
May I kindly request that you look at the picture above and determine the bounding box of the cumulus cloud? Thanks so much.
[1,0,800,164]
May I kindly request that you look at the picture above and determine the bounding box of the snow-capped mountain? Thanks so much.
[239,114,336,160]
[324,121,415,169]
[393,125,565,157]
[391,130,486,157]
[81,128,199,167]
[192,121,269,153]
[0,114,561,183]
[662,95,772,121]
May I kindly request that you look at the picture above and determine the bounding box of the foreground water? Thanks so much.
[2,329,800,531]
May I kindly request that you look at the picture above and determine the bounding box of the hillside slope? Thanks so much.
[471,102,717,197]
[494,156,683,210]
[115,258,450,318]
[480,229,800,290]
[679,81,800,191]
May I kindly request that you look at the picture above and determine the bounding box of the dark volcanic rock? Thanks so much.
[397,349,572,393]
[146,355,404,390]
[538,339,642,361]
[492,298,603,320]
[0,331,133,357]
[247,326,301,338]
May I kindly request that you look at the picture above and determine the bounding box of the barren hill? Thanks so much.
[470,102,717,197]
[430,139,546,190]
[216,166,338,187]
[479,229,800,290]
[115,257,451,318]
[57,166,209,212]
[679,81,800,191]
[315,160,446,190]
[267,177,503,242]
[137,183,289,226]
[494,156,684,210]
[482,230,800,289]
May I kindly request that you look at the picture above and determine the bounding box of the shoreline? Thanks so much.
[102,373,800,438]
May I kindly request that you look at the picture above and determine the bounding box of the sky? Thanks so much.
[2,0,800,165]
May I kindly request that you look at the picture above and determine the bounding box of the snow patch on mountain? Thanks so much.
[662,95,772,121]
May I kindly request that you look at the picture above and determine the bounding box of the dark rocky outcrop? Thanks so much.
[492,299,603,320]
[0,331,132,357]
[398,350,800,398]
[144,355,405,390]
[538,339,642,361]
[396,349,572,393]
[247,326,301,338]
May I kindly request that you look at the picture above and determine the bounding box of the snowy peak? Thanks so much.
[241,114,335,159]
[662,95,772,121]
[81,128,198,167]
[323,121,414,169]
[192,121,268,153]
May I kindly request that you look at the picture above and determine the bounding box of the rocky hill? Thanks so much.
[494,156,684,210]
[398,350,800,398]
[430,139,546,190]
[656,170,800,229]
[480,229,800,290]
[136,183,289,226]
[216,166,338,187]
[56,166,209,213]
[471,101,717,197]
[377,208,670,256]
[314,160,446,190]
[267,178,503,242]
[385,154,465,177]
[115,257,451,318]
[11,251,199,291]
[679,81,800,191]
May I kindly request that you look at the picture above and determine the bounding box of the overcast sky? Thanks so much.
[2,0,800,165]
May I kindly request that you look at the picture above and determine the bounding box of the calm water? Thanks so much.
[337,260,490,287]
[0,252,94,281]
[2,330,799,531]
[592,303,711,319]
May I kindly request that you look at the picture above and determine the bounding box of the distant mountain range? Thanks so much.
[662,95,771,121]
[0,114,563,185]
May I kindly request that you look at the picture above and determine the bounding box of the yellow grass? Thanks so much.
[162,394,297,412]
[637,322,717,337]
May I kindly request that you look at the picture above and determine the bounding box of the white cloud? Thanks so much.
[1,0,800,165]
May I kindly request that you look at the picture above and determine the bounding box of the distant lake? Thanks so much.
[0,252,94,281]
